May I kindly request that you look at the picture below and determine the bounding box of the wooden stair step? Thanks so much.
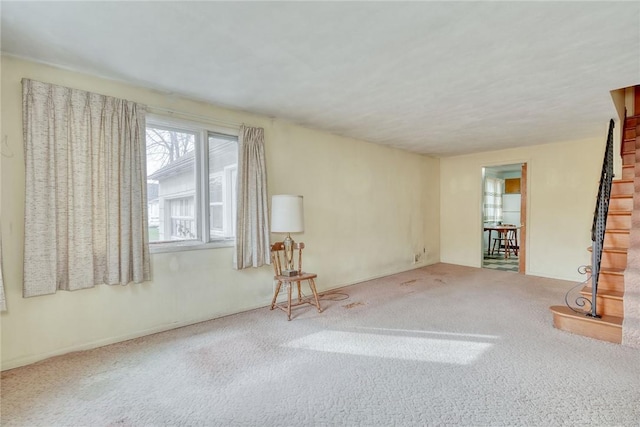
[593,267,625,293]
[609,194,633,211]
[611,179,634,196]
[587,246,628,253]
[604,228,630,248]
[622,164,634,180]
[581,286,623,299]
[580,286,623,317]
[550,305,622,343]
[587,246,628,269]
[607,210,632,216]
[606,211,632,229]
[622,139,636,152]
[622,150,636,166]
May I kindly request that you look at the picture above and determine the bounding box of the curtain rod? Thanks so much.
[146,105,244,129]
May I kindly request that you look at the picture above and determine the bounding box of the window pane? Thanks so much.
[208,134,238,240]
[146,126,197,242]
[170,197,196,239]
[210,174,222,203]
[210,204,223,233]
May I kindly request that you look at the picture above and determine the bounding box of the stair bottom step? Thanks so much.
[550,306,622,344]
[579,287,624,317]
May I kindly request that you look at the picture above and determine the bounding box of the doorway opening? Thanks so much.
[481,163,527,273]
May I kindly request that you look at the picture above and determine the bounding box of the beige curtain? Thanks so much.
[234,125,270,269]
[22,79,150,297]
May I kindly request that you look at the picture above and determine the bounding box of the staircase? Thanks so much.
[550,113,640,344]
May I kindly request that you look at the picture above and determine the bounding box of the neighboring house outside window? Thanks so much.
[147,182,160,228]
[146,117,238,250]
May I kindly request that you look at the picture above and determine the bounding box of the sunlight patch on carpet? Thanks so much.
[353,327,501,340]
[284,331,493,365]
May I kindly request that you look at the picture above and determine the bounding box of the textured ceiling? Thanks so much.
[1,1,638,157]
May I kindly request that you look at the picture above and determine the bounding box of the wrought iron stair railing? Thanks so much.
[566,119,615,317]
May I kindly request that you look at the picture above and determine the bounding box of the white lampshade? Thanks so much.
[271,195,304,233]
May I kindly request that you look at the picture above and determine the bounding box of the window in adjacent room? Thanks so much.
[146,117,238,250]
[483,177,504,223]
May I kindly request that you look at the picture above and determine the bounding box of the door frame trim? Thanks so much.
[480,161,528,274]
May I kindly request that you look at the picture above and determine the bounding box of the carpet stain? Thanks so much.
[1,371,15,379]
[434,278,447,284]
[344,302,365,309]
[400,279,417,286]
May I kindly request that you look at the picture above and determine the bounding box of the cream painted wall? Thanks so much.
[625,87,635,116]
[440,137,605,282]
[0,56,440,369]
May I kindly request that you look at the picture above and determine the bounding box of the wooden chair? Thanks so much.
[491,225,519,258]
[270,241,322,320]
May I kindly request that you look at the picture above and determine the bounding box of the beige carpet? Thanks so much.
[2,263,640,426]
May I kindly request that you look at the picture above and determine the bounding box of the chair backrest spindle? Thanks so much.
[270,241,306,276]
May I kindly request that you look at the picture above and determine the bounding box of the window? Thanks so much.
[146,117,238,249]
[483,177,504,223]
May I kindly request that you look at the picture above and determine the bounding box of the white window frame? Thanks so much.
[209,171,224,237]
[146,114,239,253]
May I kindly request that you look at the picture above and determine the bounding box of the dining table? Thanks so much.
[483,224,519,258]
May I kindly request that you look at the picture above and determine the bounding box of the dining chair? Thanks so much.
[270,241,322,320]
[491,225,519,257]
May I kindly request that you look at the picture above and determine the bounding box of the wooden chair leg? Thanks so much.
[506,232,517,257]
[308,278,322,313]
[503,232,509,258]
[271,281,282,310]
[297,281,302,303]
[287,282,292,321]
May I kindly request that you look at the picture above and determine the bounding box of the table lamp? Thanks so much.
[271,195,304,276]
